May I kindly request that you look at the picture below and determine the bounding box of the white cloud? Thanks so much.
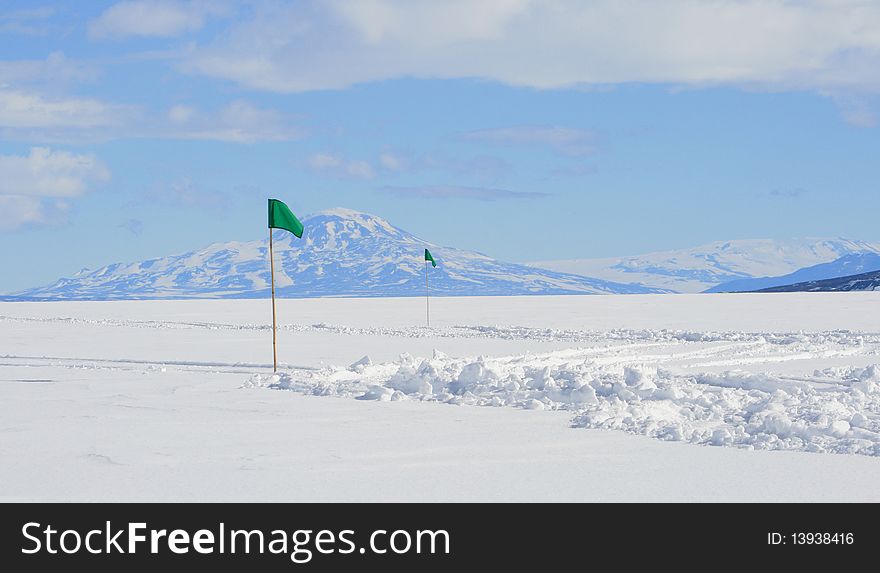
[307,153,342,169]
[161,100,302,143]
[378,152,405,171]
[830,94,879,128]
[0,6,55,21]
[0,54,124,141]
[345,160,376,179]
[0,5,55,36]
[167,104,195,123]
[0,195,48,230]
[147,177,226,208]
[0,52,97,85]
[89,0,230,39]
[184,0,880,96]
[0,147,110,197]
[381,184,547,201]
[0,6,55,22]
[463,126,598,156]
[0,90,298,143]
[0,89,129,130]
[307,153,376,179]
[381,151,514,181]
[330,0,529,45]
[0,147,110,231]
[841,106,878,128]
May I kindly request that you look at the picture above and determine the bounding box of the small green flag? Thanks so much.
[268,199,304,238]
[424,248,437,268]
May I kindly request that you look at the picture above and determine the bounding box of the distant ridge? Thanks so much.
[755,270,880,293]
[532,238,880,293]
[706,253,880,293]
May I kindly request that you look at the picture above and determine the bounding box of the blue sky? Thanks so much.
[1,0,879,293]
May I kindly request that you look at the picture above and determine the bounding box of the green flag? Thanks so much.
[268,198,304,238]
[424,248,437,268]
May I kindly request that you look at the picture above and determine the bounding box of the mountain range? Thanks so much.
[8,209,880,301]
[706,253,880,293]
[755,269,880,293]
[8,208,663,301]
[530,238,880,293]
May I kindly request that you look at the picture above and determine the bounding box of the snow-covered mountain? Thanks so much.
[10,208,664,300]
[531,238,880,293]
[706,253,880,293]
[756,269,880,292]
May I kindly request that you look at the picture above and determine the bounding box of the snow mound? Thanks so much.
[247,350,880,457]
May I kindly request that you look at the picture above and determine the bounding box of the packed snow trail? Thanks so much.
[246,348,880,457]
[4,314,880,346]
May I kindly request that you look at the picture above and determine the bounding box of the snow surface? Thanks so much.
[532,237,880,293]
[3,293,880,501]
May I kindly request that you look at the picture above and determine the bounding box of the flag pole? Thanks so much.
[425,259,430,327]
[269,228,278,372]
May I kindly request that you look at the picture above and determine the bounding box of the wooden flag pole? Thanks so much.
[269,228,278,372]
[425,259,430,327]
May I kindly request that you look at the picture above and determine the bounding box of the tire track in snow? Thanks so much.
[0,355,317,375]
[4,314,880,346]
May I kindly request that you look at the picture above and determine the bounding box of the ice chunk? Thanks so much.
[348,355,372,373]
[358,385,393,401]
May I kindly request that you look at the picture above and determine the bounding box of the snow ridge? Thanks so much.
[243,331,880,456]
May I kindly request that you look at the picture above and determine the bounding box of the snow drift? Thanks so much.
[247,345,880,457]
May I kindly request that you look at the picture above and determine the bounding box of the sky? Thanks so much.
[1,0,879,293]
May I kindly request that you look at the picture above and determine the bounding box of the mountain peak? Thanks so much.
[299,207,404,241]
[311,207,372,219]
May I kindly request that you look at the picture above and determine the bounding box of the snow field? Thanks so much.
[3,294,880,501]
